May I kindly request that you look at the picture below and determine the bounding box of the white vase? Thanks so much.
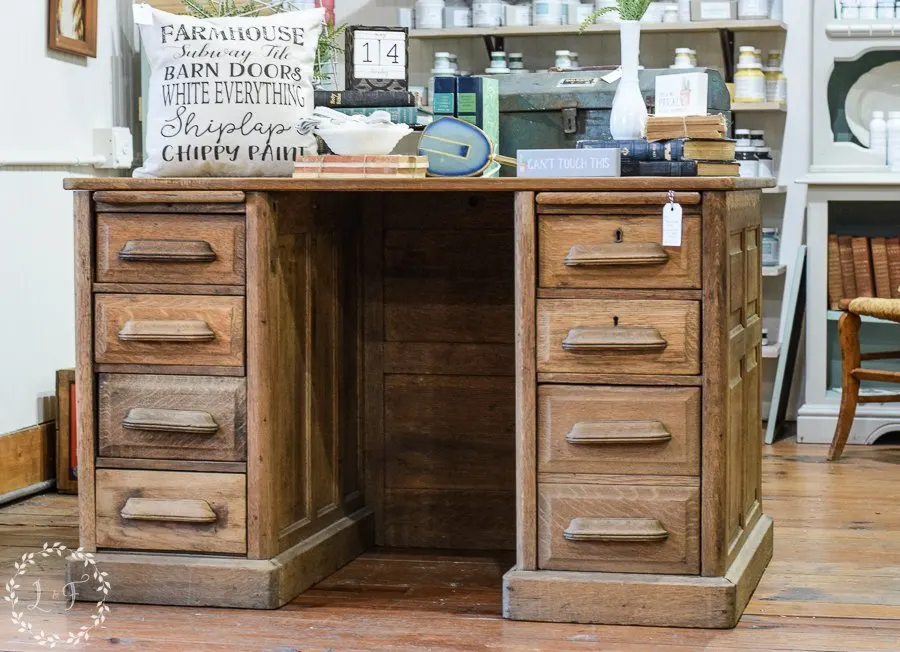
[610,20,648,140]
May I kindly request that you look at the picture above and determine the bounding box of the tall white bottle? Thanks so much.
[887,111,900,170]
[870,110,887,165]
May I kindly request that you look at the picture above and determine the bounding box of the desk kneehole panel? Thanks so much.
[94,294,245,367]
[538,213,701,290]
[538,385,700,477]
[536,299,700,375]
[538,482,700,574]
[98,373,246,462]
[96,212,246,286]
[95,469,246,555]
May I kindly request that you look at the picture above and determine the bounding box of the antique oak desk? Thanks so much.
[64,177,773,628]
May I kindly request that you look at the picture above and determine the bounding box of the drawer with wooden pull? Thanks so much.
[98,374,246,462]
[539,385,700,477]
[95,469,246,554]
[96,212,245,285]
[536,299,700,375]
[538,482,699,574]
[538,213,701,290]
[94,294,244,368]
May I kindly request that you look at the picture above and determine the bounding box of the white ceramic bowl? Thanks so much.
[316,124,412,156]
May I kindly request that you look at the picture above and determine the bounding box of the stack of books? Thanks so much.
[644,114,728,141]
[577,134,738,177]
[294,155,428,179]
[314,89,419,126]
[828,234,900,308]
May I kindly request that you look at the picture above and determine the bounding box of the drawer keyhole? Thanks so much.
[614,228,624,243]
[613,316,619,327]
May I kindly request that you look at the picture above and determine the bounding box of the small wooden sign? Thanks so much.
[516,148,621,178]
[345,25,409,92]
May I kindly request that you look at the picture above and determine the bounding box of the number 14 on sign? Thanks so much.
[353,30,406,80]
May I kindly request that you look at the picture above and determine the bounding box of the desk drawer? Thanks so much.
[538,385,700,476]
[538,482,699,574]
[96,213,245,285]
[536,299,700,375]
[94,294,244,368]
[98,374,246,462]
[95,469,246,554]
[538,214,701,289]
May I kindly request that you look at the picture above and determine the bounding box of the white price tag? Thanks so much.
[601,67,623,84]
[662,201,683,247]
[133,3,153,25]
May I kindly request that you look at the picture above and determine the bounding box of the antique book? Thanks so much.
[577,138,736,162]
[314,90,415,108]
[293,155,427,179]
[837,235,858,300]
[620,160,738,177]
[870,237,893,299]
[456,76,499,151]
[330,106,420,125]
[827,234,844,309]
[851,236,874,298]
[887,237,900,298]
[644,114,727,141]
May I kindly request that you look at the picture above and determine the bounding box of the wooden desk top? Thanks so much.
[64,177,773,192]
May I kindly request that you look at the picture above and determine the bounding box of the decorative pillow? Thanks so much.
[135,7,324,177]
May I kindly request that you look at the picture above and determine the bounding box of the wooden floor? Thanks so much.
[1,438,899,651]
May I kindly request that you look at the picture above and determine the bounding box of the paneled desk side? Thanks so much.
[66,178,772,625]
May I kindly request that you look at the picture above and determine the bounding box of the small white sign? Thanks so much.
[654,72,709,117]
[516,148,621,178]
[662,202,683,247]
[353,30,406,80]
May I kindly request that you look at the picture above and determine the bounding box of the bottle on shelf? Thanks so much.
[870,110,887,164]
[761,228,780,267]
[673,47,693,68]
[887,110,900,170]
[555,50,573,70]
[678,0,691,20]
[533,0,563,25]
[485,51,511,73]
[416,0,445,28]
[735,62,766,102]
[473,0,503,27]
[738,0,769,19]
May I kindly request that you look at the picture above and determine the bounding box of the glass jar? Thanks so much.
[674,47,693,68]
[555,50,573,69]
[761,228,780,267]
[735,63,766,102]
[415,0,445,28]
[533,0,562,25]
[736,147,760,177]
[473,0,503,26]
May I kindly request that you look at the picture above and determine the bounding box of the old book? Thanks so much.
[314,90,415,108]
[837,235,858,300]
[576,138,736,162]
[620,159,739,177]
[827,234,844,309]
[456,76,499,151]
[887,237,900,298]
[851,236,874,297]
[294,155,427,179]
[695,161,740,176]
[870,237,893,298]
[644,114,727,141]
[331,106,419,125]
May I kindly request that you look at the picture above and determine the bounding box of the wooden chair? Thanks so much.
[829,297,900,461]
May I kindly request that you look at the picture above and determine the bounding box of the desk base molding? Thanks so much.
[502,515,772,628]
[70,507,374,609]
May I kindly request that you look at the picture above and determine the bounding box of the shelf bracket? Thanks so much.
[718,28,735,83]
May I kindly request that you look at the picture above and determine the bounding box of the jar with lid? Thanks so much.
[533,0,562,24]
[473,0,503,26]
[738,0,768,18]
[766,50,783,69]
[765,69,787,102]
[673,47,693,68]
[761,228,780,267]
[508,52,526,70]
[415,0,445,28]
[738,46,757,64]
[736,147,759,177]
[860,0,878,18]
[735,63,766,102]
[555,50,573,69]
[485,51,511,73]
[736,128,752,147]
[757,147,774,177]
[504,3,531,25]
[842,0,860,18]
[750,129,765,147]
[877,0,894,17]
[677,0,691,20]
[570,51,581,68]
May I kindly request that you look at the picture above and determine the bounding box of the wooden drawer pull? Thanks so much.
[564,243,669,267]
[122,408,219,435]
[562,326,667,353]
[120,497,218,524]
[563,517,669,543]
[119,239,217,263]
[566,420,672,445]
[118,320,215,343]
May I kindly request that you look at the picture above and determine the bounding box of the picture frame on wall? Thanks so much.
[48,0,97,58]
[55,369,78,494]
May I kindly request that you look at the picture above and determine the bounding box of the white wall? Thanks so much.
[0,1,136,433]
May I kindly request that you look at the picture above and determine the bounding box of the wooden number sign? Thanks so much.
[345,25,409,92]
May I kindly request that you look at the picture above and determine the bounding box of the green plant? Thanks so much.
[579,0,653,32]
[314,21,348,82]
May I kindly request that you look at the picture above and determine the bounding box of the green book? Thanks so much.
[330,106,419,125]
[455,76,499,176]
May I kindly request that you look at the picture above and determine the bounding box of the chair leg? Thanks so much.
[828,312,862,461]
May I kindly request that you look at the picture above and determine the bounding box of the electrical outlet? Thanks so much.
[93,127,134,169]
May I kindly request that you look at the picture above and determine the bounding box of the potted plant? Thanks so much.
[581,0,652,139]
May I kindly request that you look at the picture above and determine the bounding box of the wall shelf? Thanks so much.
[763,265,786,277]
[409,20,786,39]
[731,102,787,112]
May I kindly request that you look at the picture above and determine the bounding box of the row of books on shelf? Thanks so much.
[827,234,900,309]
